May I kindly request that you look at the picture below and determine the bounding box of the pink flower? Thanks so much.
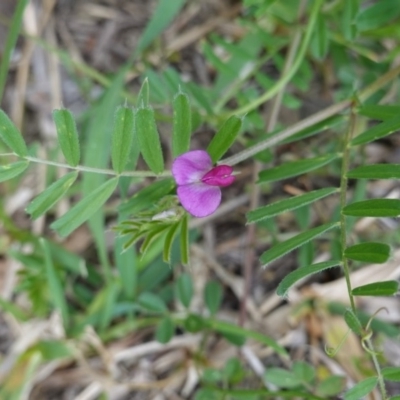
[172,150,235,218]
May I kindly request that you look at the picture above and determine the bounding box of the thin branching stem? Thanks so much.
[339,104,356,313]
[340,106,388,400]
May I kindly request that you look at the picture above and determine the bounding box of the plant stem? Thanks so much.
[22,156,171,178]
[340,107,388,400]
[365,337,387,400]
[339,104,356,313]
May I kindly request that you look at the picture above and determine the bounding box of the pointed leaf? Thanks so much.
[119,178,174,215]
[347,164,400,179]
[247,187,338,223]
[258,154,338,183]
[26,171,78,219]
[176,273,193,308]
[51,177,119,237]
[344,377,378,400]
[172,92,191,157]
[344,242,390,263]
[207,115,242,163]
[0,161,29,182]
[137,78,149,107]
[162,221,180,263]
[343,199,400,217]
[310,14,329,59]
[382,367,400,382]
[352,280,399,297]
[351,114,400,146]
[0,109,28,156]
[260,222,339,267]
[344,309,363,336]
[111,106,135,173]
[276,260,341,297]
[136,106,164,174]
[180,213,189,265]
[155,317,174,343]
[53,109,80,167]
[356,0,400,31]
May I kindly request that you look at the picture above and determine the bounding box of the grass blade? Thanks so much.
[0,0,27,101]
[40,238,69,327]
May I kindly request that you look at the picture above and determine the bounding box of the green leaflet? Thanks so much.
[344,242,390,263]
[260,222,339,267]
[247,187,338,223]
[351,114,400,146]
[276,260,341,297]
[347,164,400,179]
[342,199,400,217]
[204,280,223,315]
[172,92,191,157]
[382,367,400,382]
[343,377,378,400]
[207,115,242,163]
[111,106,135,173]
[258,154,338,183]
[136,106,164,174]
[0,161,29,182]
[51,177,119,237]
[0,109,28,156]
[352,280,399,297]
[26,171,78,219]
[53,109,80,167]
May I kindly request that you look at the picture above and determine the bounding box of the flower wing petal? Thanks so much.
[172,150,212,185]
[177,183,221,218]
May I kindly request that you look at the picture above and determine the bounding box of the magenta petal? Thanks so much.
[172,150,213,185]
[201,165,235,187]
[177,183,221,217]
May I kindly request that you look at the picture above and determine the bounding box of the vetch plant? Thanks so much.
[172,150,236,218]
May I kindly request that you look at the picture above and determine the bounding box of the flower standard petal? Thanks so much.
[177,183,221,218]
[201,165,235,187]
[172,150,212,185]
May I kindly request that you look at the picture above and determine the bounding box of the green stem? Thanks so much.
[229,0,323,117]
[340,108,388,399]
[339,105,356,313]
[365,337,387,400]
